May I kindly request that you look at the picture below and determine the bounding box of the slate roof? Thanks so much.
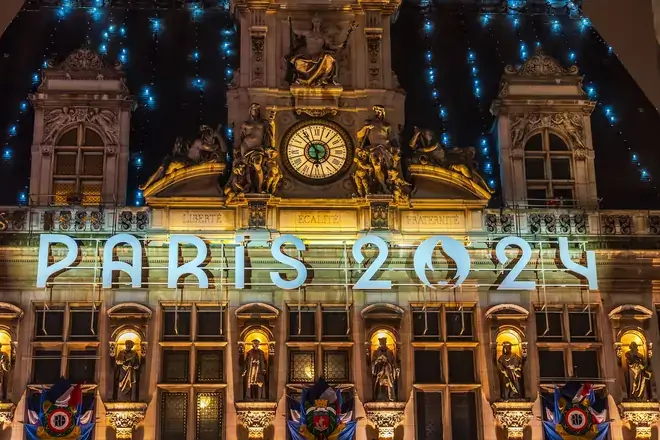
[0,2,658,209]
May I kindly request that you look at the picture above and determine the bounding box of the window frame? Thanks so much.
[523,129,576,206]
[52,123,106,205]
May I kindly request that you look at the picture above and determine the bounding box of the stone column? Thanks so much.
[364,402,406,440]
[620,401,660,439]
[105,402,147,440]
[491,401,534,440]
[235,401,278,439]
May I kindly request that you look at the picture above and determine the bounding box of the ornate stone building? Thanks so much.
[0,1,659,440]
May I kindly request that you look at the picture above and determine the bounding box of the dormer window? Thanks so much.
[524,130,574,207]
[52,124,105,205]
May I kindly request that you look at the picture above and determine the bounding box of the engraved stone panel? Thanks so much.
[400,211,466,233]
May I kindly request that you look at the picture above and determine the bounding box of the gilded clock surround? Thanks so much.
[281,118,354,185]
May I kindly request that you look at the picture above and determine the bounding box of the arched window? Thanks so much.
[524,130,574,206]
[53,124,105,205]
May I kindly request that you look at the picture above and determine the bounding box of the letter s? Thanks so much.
[270,235,307,290]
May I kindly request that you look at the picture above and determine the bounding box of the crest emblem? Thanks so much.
[562,404,592,436]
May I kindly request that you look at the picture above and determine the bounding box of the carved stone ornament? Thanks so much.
[366,34,381,63]
[105,402,147,440]
[505,50,579,76]
[492,401,534,440]
[0,402,15,428]
[619,401,660,439]
[509,112,587,152]
[371,202,389,229]
[235,401,277,439]
[40,145,52,156]
[54,48,121,72]
[364,402,406,440]
[42,107,119,145]
[294,107,338,118]
[251,34,265,62]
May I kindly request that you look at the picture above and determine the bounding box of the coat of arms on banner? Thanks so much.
[543,382,609,440]
[25,378,95,440]
[287,378,356,440]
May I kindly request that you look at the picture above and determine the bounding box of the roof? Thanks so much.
[0,2,658,208]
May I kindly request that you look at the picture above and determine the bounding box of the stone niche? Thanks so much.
[234,303,279,440]
[0,303,23,428]
[361,303,405,440]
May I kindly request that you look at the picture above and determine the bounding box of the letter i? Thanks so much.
[235,234,245,289]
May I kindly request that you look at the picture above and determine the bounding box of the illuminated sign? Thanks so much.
[36,234,598,290]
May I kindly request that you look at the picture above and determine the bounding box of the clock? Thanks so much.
[281,119,353,184]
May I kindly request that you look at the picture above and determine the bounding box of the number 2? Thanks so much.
[352,235,390,290]
[495,236,536,290]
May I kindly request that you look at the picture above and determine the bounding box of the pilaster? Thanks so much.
[105,402,147,440]
[619,401,660,440]
[491,401,534,440]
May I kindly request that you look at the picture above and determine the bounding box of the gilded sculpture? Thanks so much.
[371,337,399,402]
[498,341,524,400]
[113,340,142,402]
[353,105,410,201]
[224,103,279,201]
[242,340,268,400]
[0,343,13,402]
[140,124,227,189]
[410,126,493,193]
[624,341,653,400]
[287,14,357,87]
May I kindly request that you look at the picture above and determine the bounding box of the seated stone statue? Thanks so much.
[409,126,493,193]
[287,14,357,87]
[140,124,227,190]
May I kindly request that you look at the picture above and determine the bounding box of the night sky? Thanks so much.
[0,1,658,209]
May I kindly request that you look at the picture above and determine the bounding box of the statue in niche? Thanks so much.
[225,103,278,198]
[140,124,227,189]
[497,341,524,400]
[113,340,142,402]
[371,337,399,402]
[0,342,13,401]
[242,340,267,400]
[409,126,494,192]
[286,14,357,87]
[624,341,652,400]
[354,106,410,201]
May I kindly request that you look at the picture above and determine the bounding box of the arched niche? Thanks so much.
[361,303,404,342]
[615,327,654,401]
[107,302,153,320]
[235,303,279,402]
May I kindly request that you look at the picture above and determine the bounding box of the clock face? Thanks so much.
[282,120,353,184]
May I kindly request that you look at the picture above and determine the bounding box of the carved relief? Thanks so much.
[250,26,267,86]
[509,112,586,152]
[492,402,534,440]
[365,30,382,88]
[54,48,121,72]
[43,107,119,145]
[294,107,337,118]
[105,402,148,440]
[505,50,579,77]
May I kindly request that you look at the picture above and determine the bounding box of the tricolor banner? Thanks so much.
[542,382,609,440]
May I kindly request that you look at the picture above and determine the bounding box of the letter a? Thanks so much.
[102,234,143,288]
[36,234,78,288]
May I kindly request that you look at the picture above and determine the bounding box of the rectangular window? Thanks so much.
[572,350,600,379]
[536,311,564,340]
[525,158,546,180]
[196,350,224,383]
[412,307,441,341]
[552,188,575,205]
[196,307,225,340]
[527,188,548,205]
[322,307,350,339]
[415,390,443,440]
[538,349,566,379]
[288,307,316,340]
[34,307,65,340]
[32,349,61,384]
[160,392,188,440]
[550,158,572,180]
[569,310,597,341]
[323,350,349,383]
[69,307,99,340]
[448,350,475,384]
[445,308,473,340]
[67,349,96,383]
[163,307,192,341]
[196,392,222,440]
[162,350,190,383]
[414,350,442,384]
[450,392,478,440]
[289,351,315,383]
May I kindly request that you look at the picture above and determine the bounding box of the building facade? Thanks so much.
[0,1,659,440]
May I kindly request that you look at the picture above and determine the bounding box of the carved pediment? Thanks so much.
[142,162,226,202]
[505,50,579,77]
[408,164,493,201]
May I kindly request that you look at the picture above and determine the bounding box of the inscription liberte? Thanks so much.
[406,214,461,226]
[181,213,227,224]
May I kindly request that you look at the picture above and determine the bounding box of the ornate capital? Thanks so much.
[620,401,660,439]
[0,402,15,428]
[364,402,406,439]
[105,402,147,440]
[235,401,278,439]
[492,401,534,440]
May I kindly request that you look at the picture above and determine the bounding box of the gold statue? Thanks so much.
[223,161,249,205]
[140,124,227,190]
[497,341,523,400]
[242,340,267,400]
[114,340,142,402]
[287,14,357,87]
[264,149,282,194]
[352,148,373,197]
[371,337,399,402]
[410,126,494,193]
[387,169,411,206]
[0,343,12,401]
[625,341,652,400]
